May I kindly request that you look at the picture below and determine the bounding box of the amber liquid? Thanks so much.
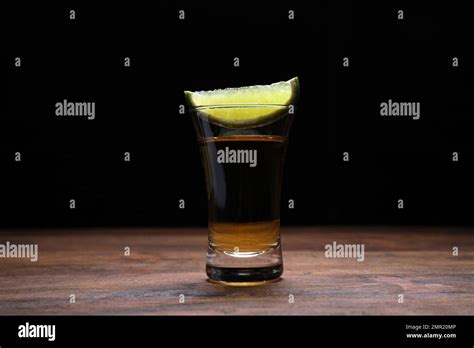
[199,135,287,257]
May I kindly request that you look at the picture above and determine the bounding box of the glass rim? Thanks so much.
[191,104,292,111]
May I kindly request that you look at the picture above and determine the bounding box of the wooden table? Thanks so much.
[0,227,472,315]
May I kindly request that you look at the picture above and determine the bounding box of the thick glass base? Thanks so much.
[206,243,283,286]
[206,265,283,286]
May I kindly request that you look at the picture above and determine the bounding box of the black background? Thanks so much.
[1,1,474,228]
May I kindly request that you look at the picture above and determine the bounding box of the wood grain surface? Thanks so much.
[0,227,472,315]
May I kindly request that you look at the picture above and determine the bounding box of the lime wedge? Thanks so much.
[185,77,299,128]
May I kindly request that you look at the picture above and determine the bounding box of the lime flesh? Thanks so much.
[185,77,299,128]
